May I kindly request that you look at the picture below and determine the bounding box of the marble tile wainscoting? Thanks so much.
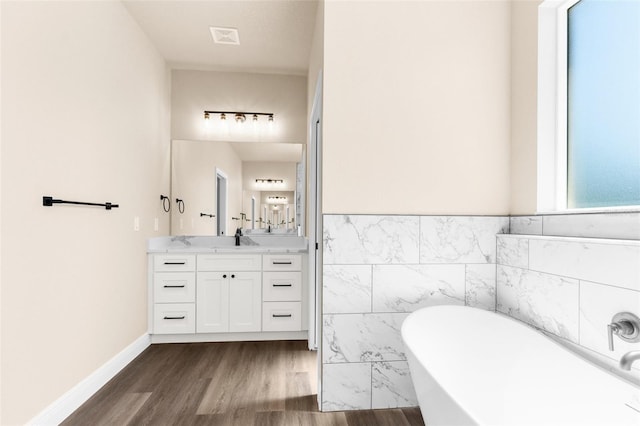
[321,215,509,411]
[496,234,640,384]
[510,211,640,240]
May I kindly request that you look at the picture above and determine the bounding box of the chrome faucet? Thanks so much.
[620,351,640,371]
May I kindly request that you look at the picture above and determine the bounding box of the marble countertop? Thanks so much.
[148,235,309,254]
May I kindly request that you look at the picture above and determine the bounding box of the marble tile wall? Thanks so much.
[496,234,640,382]
[510,212,640,240]
[321,215,509,411]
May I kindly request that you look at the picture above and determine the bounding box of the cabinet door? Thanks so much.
[229,272,262,332]
[196,272,229,333]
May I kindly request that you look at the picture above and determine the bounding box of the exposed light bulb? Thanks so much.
[220,113,226,121]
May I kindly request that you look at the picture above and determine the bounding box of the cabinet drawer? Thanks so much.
[262,302,301,332]
[154,272,195,303]
[197,254,262,272]
[262,254,301,271]
[263,272,302,302]
[154,303,195,334]
[154,254,196,272]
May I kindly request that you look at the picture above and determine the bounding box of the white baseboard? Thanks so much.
[28,333,151,426]
[150,330,307,344]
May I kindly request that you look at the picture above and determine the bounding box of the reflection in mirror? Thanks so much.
[171,139,304,237]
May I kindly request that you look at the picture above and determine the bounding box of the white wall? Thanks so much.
[171,140,242,236]
[322,0,511,215]
[172,70,307,144]
[511,0,542,214]
[307,0,324,119]
[0,2,4,421]
[0,2,170,424]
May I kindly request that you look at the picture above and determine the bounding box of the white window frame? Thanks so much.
[537,0,640,213]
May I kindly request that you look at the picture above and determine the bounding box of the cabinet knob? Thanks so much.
[223,274,227,278]
[231,274,236,278]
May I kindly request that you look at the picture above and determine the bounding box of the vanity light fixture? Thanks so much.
[255,178,283,184]
[267,196,288,205]
[203,110,274,123]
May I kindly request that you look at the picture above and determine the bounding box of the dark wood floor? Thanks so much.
[63,340,425,426]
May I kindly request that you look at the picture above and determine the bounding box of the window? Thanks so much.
[538,0,640,211]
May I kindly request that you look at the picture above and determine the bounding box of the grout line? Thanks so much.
[418,217,422,264]
[370,265,374,313]
[464,263,468,306]
[370,362,373,410]
[523,266,638,292]
[577,279,581,345]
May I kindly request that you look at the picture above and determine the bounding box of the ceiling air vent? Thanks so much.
[210,27,240,45]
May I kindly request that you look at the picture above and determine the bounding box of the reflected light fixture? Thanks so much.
[204,110,274,123]
[256,178,283,184]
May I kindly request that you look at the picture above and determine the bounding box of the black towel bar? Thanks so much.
[43,196,119,210]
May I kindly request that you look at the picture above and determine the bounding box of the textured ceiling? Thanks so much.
[123,0,318,75]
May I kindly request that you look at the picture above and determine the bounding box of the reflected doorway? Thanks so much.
[216,169,228,235]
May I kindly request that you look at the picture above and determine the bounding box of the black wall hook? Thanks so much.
[160,195,171,212]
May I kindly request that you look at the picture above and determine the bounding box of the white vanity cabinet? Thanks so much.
[197,254,262,333]
[149,250,307,342]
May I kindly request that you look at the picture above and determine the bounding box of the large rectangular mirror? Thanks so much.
[170,139,305,236]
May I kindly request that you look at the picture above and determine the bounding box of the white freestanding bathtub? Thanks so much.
[401,306,640,426]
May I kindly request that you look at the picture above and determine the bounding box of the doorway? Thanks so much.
[216,169,228,236]
[308,71,323,408]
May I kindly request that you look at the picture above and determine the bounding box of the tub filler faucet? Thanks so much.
[620,351,640,371]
